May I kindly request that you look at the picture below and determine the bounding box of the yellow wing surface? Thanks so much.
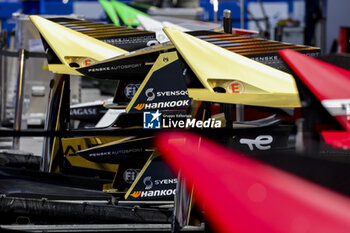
[164,28,301,107]
[30,15,128,75]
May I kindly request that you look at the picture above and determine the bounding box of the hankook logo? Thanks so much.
[130,191,141,198]
[134,104,145,110]
[135,100,190,111]
[130,189,176,198]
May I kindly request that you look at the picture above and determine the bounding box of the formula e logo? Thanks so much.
[145,88,155,101]
[143,110,161,129]
[143,176,153,190]
[239,135,273,151]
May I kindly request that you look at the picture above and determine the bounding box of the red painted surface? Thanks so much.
[280,49,350,145]
[322,131,350,149]
[156,132,350,233]
[279,49,350,101]
[231,83,240,93]
[232,28,258,35]
[338,28,348,54]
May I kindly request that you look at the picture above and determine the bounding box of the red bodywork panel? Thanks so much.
[232,28,258,35]
[322,131,350,149]
[156,132,350,233]
[279,49,350,148]
[279,49,350,101]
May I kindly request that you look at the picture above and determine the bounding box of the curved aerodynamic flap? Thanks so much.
[111,0,148,27]
[30,16,127,75]
[280,49,350,131]
[77,42,174,80]
[76,137,153,164]
[322,131,350,149]
[99,0,120,26]
[137,15,169,43]
[163,28,300,107]
[156,132,350,233]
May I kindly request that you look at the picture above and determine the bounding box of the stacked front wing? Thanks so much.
[29,16,156,75]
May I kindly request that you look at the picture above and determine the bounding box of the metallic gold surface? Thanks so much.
[62,136,122,172]
[164,28,301,107]
[91,41,174,65]
[49,78,65,173]
[76,136,150,153]
[29,16,127,75]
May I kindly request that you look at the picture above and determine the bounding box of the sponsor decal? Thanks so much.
[130,189,176,199]
[154,178,177,185]
[143,176,177,190]
[163,118,221,128]
[110,64,141,71]
[239,135,273,151]
[143,110,161,129]
[125,83,140,100]
[80,58,95,67]
[135,100,190,111]
[127,56,190,113]
[226,81,245,94]
[156,90,188,97]
[101,36,156,45]
[87,67,110,72]
[134,104,145,110]
[144,88,189,102]
[143,176,153,190]
[70,108,97,116]
[87,64,142,73]
[123,169,141,184]
[126,158,177,200]
[130,191,141,198]
[87,148,143,157]
[251,53,319,63]
[251,55,279,62]
[143,111,222,129]
[145,88,155,101]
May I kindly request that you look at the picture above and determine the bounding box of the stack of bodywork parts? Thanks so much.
[0,15,327,231]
